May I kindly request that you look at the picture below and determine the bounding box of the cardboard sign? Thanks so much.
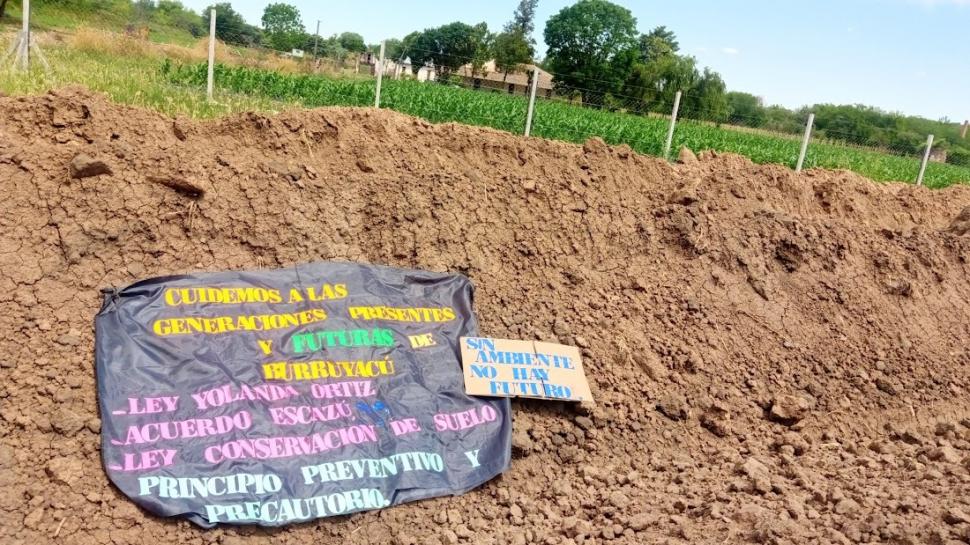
[459,337,593,402]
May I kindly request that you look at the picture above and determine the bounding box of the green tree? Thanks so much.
[409,22,490,79]
[204,3,261,46]
[155,0,204,37]
[507,0,539,37]
[643,25,679,53]
[635,31,679,66]
[469,23,493,76]
[544,0,638,105]
[339,32,366,53]
[0,0,11,19]
[726,91,766,127]
[383,38,404,61]
[310,34,347,61]
[495,0,538,80]
[261,3,304,52]
[494,31,533,79]
[683,68,728,123]
[132,0,156,20]
[623,52,696,113]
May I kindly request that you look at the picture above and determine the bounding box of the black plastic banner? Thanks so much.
[95,262,511,527]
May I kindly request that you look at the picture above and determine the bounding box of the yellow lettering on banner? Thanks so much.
[258,340,274,355]
[348,306,456,323]
[261,360,397,382]
[162,287,283,306]
[408,333,436,348]
[152,309,327,337]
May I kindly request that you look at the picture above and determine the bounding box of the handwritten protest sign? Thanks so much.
[459,337,594,402]
[95,263,511,527]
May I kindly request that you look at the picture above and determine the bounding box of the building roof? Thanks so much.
[457,60,554,90]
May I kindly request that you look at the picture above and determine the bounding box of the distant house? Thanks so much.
[456,60,555,98]
[358,52,436,81]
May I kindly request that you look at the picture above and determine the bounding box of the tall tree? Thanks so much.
[261,3,304,52]
[637,33,675,64]
[726,92,766,127]
[493,31,532,79]
[409,22,490,79]
[644,26,679,53]
[469,22,493,76]
[544,0,638,105]
[495,0,538,79]
[338,32,366,53]
[683,68,728,122]
[0,0,9,20]
[623,53,696,112]
[506,0,539,39]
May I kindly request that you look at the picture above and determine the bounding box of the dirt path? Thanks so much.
[1,88,969,544]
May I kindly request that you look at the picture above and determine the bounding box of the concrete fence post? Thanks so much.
[374,41,386,108]
[795,113,815,172]
[524,69,539,136]
[916,134,934,186]
[662,90,682,160]
[206,8,216,102]
[16,0,30,70]
[313,20,320,58]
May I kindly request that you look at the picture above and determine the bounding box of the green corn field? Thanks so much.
[161,62,970,189]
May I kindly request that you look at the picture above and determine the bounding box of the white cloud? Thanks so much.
[721,47,740,55]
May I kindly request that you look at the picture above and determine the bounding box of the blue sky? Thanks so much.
[182,0,969,121]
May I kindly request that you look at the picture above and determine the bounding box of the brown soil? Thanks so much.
[2,87,970,545]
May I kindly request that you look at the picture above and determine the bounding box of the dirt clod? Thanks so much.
[768,394,812,426]
[69,153,112,178]
[656,393,690,421]
[949,206,970,235]
[677,146,698,164]
[740,457,772,494]
[944,508,970,525]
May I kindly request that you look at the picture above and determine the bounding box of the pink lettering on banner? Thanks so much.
[309,380,375,399]
[202,425,379,464]
[111,410,253,446]
[269,403,353,426]
[113,395,179,415]
[433,406,497,432]
[191,383,300,410]
[390,418,421,437]
[107,449,178,472]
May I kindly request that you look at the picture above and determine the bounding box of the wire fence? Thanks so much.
[4,3,968,188]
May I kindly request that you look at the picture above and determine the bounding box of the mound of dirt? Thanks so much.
[1,87,969,544]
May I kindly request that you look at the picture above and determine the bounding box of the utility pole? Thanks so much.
[313,20,320,58]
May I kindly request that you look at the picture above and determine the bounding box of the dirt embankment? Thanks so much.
[1,88,969,545]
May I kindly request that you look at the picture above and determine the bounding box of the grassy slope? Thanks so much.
[1,1,197,45]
